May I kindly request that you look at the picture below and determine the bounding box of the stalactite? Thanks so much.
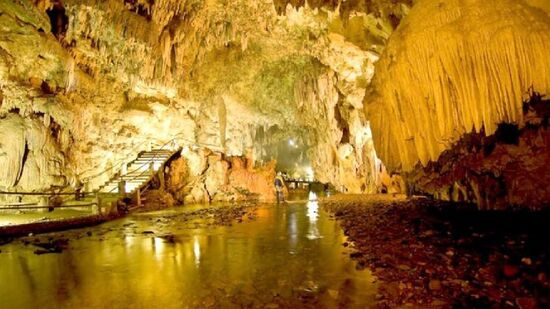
[366,0,550,172]
[5,0,513,197]
[0,114,66,191]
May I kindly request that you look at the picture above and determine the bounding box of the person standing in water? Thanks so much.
[274,172,286,203]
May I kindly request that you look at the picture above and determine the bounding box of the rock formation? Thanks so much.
[367,0,550,171]
[165,148,277,204]
[365,0,550,208]
[408,92,550,210]
[0,0,548,209]
[1,0,402,196]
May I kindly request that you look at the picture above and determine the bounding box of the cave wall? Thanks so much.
[0,0,285,194]
[4,0,547,208]
[365,0,550,208]
[0,0,75,193]
[0,0,414,196]
[366,0,550,172]
[0,0,285,193]
[294,68,381,193]
[0,114,67,191]
[408,93,550,210]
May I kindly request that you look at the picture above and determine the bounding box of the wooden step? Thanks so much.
[135,157,169,162]
[91,148,179,194]
[128,163,162,169]
[125,166,150,173]
[121,180,147,184]
[139,152,171,156]
[103,178,148,186]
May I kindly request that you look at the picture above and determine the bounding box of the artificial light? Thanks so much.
[288,139,296,147]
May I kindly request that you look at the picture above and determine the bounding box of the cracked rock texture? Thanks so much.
[408,93,550,210]
[165,148,277,204]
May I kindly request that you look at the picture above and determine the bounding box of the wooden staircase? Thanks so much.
[98,149,177,195]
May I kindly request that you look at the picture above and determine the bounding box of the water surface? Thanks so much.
[0,197,377,308]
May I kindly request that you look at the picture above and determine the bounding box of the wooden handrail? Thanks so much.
[105,137,182,193]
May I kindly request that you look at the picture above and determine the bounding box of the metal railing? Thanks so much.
[80,132,223,186]
[0,132,225,212]
[78,138,152,185]
[0,191,90,196]
[0,190,93,209]
[104,139,178,194]
[0,202,98,211]
[0,189,99,211]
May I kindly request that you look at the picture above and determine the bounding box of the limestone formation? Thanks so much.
[165,150,277,204]
[367,0,550,172]
[408,92,550,209]
[0,0,548,209]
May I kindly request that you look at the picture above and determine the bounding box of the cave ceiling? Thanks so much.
[50,0,408,128]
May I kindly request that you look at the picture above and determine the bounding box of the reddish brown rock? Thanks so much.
[164,151,278,204]
[503,265,519,278]
[408,93,550,210]
[428,279,442,291]
[165,157,190,203]
[516,297,537,309]
[140,189,175,211]
[228,159,277,201]
[321,194,550,308]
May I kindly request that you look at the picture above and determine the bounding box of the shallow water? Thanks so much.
[0,197,377,308]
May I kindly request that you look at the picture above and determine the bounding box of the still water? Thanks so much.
[0,196,377,308]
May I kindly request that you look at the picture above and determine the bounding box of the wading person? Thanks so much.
[274,172,286,203]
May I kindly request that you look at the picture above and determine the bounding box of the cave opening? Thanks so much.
[274,137,312,179]
[123,0,153,20]
[46,2,68,39]
[253,125,313,180]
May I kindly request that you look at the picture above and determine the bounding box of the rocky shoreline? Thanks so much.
[321,194,550,308]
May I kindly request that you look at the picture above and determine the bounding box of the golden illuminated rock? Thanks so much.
[0,0,548,208]
[1,0,397,195]
[367,0,550,171]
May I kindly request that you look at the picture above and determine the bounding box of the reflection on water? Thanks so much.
[307,193,320,240]
[193,235,201,267]
[0,198,377,308]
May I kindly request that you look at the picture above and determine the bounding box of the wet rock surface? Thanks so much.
[32,238,69,255]
[134,202,260,229]
[322,194,550,308]
[408,93,550,210]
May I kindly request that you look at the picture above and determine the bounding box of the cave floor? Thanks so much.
[321,194,550,308]
[1,194,548,308]
[0,196,378,308]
